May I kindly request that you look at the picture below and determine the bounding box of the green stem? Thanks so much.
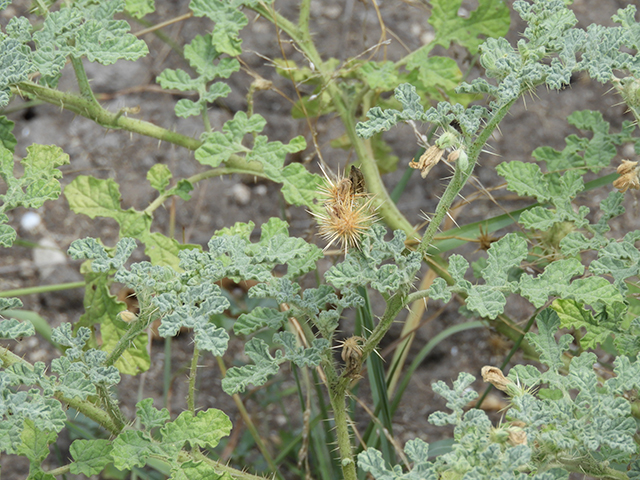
[0,281,85,297]
[361,293,407,362]
[417,98,517,254]
[190,450,271,480]
[298,0,311,32]
[70,55,99,104]
[96,384,126,432]
[187,345,199,414]
[201,107,211,132]
[144,157,268,215]
[14,82,201,150]
[328,387,357,480]
[44,464,71,477]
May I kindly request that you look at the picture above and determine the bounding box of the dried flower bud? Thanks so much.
[447,150,460,163]
[481,366,513,392]
[119,310,137,323]
[409,145,445,178]
[613,160,640,192]
[507,427,527,446]
[252,78,273,90]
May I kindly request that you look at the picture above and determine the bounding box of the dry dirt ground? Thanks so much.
[0,0,636,478]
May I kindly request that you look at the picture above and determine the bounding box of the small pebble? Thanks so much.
[254,184,268,196]
[21,211,42,231]
[230,183,251,205]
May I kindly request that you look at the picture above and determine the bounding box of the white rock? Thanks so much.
[230,183,251,205]
[21,211,42,231]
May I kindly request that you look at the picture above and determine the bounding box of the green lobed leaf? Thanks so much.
[325,226,422,297]
[157,68,201,91]
[189,0,251,56]
[155,284,230,355]
[496,161,550,202]
[136,398,170,430]
[429,0,510,54]
[465,286,507,319]
[0,318,34,338]
[69,439,114,476]
[112,430,179,470]
[526,309,572,371]
[0,37,34,107]
[551,298,619,350]
[16,418,56,467]
[147,164,172,193]
[125,0,155,18]
[160,409,232,450]
[174,98,203,118]
[429,372,477,424]
[221,337,281,394]
[64,175,123,219]
[233,307,288,335]
[519,259,584,308]
[481,233,528,286]
[359,61,400,91]
[407,54,464,93]
[519,206,558,231]
[274,332,330,368]
[170,460,232,480]
[356,83,427,138]
[0,116,17,152]
[0,144,69,246]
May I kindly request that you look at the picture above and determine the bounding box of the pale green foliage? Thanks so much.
[0,142,69,247]
[189,0,274,56]
[125,0,155,18]
[157,33,238,118]
[361,315,640,479]
[3,0,640,478]
[109,405,231,472]
[429,0,510,55]
[0,0,147,95]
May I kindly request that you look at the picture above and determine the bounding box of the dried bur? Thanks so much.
[613,159,640,192]
[340,335,366,379]
[312,165,377,254]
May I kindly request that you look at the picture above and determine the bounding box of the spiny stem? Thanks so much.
[417,98,517,255]
[187,345,199,414]
[14,82,201,150]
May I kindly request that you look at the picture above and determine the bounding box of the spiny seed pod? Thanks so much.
[340,335,365,378]
[312,165,377,254]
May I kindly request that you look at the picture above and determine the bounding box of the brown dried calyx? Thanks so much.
[481,366,513,392]
[341,336,365,378]
[613,160,640,192]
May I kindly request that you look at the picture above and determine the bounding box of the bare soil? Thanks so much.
[0,1,635,479]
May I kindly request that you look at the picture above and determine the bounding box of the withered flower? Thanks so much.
[481,366,513,392]
[613,160,640,192]
[410,145,445,178]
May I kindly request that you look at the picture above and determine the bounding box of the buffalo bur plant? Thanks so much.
[2,0,640,479]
